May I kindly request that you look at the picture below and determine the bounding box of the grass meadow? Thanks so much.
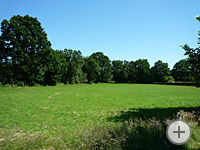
[0,84,200,149]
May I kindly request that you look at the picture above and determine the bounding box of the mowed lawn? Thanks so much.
[0,84,200,138]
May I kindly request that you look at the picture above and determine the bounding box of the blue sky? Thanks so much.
[0,0,200,68]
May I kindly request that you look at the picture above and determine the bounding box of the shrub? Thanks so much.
[3,84,11,88]
[16,81,24,86]
[35,83,41,87]
[11,83,17,88]
[164,76,175,83]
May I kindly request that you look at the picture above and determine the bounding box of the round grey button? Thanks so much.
[166,120,192,145]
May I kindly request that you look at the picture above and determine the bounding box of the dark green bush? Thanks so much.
[16,81,24,86]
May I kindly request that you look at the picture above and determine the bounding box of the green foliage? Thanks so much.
[16,81,24,86]
[112,60,130,83]
[43,49,68,85]
[3,84,11,88]
[164,76,175,83]
[112,60,123,83]
[83,57,101,83]
[90,52,112,82]
[182,44,200,86]
[182,18,200,86]
[120,60,130,83]
[0,15,195,85]
[134,59,151,83]
[111,60,138,83]
[0,15,51,85]
[0,62,13,85]
[63,49,84,84]
[128,61,137,83]
[151,60,170,83]
[172,59,194,82]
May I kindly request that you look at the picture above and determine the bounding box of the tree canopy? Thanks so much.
[134,59,150,83]
[151,60,170,83]
[83,57,101,83]
[182,16,200,86]
[172,59,194,82]
[0,15,197,86]
[0,15,51,85]
[90,52,112,82]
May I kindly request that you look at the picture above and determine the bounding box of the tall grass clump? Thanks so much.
[79,110,200,150]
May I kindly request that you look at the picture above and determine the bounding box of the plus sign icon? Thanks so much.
[166,120,192,145]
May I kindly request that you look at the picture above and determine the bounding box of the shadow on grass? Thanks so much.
[104,107,200,150]
[107,106,200,122]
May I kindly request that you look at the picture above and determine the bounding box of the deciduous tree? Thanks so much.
[182,16,200,86]
[134,59,150,83]
[83,57,101,83]
[112,60,123,83]
[91,52,111,82]
[151,60,170,83]
[0,15,51,85]
[172,59,194,82]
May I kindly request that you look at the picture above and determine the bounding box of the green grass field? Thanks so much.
[0,84,200,149]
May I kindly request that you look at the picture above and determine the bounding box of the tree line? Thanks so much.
[0,15,199,86]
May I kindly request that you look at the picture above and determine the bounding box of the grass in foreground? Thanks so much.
[0,84,200,149]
